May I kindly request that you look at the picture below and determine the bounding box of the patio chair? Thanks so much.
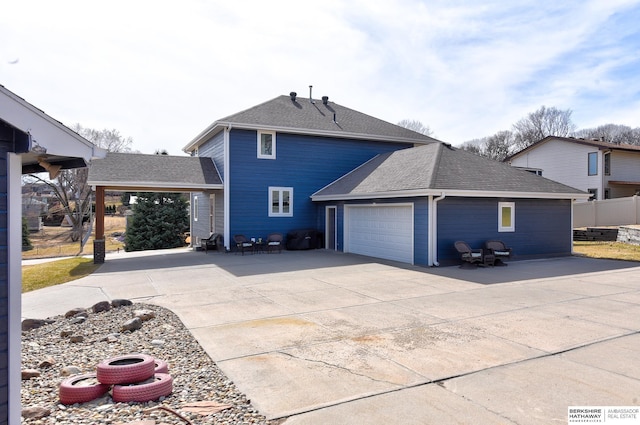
[265,233,283,253]
[454,241,484,268]
[201,233,223,253]
[233,234,254,255]
[485,240,512,266]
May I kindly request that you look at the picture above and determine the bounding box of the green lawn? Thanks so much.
[22,257,102,293]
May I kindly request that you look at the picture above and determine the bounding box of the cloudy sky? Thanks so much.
[2,0,639,155]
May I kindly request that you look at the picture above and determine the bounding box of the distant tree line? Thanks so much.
[458,106,640,161]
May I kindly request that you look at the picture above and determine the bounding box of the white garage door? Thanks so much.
[345,204,414,264]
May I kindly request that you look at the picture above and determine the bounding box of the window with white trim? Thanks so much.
[498,202,515,232]
[258,131,276,159]
[588,152,598,176]
[193,196,198,221]
[269,187,293,217]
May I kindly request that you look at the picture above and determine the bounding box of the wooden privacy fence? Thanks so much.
[573,195,640,228]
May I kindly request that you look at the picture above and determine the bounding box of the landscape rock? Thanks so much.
[133,309,156,321]
[69,335,85,343]
[21,318,54,332]
[70,316,86,325]
[91,301,112,313]
[21,369,41,380]
[64,308,87,318]
[121,317,143,332]
[21,406,51,419]
[60,366,82,376]
[111,298,133,307]
[60,329,73,338]
[38,357,55,368]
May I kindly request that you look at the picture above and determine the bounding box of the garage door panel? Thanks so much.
[346,205,413,264]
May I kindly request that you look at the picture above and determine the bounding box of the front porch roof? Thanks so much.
[87,152,223,192]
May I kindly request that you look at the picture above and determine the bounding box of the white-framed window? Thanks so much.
[193,196,198,221]
[258,130,276,159]
[498,202,515,232]
[588,152,598,176]
[269,187,293,217]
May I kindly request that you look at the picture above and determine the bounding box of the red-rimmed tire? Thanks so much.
[96,353,155,385]
[154,359,169,374]
[59,373,110,405]
[112,373,173,403]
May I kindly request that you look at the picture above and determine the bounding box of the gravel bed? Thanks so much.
[21,303,282,424]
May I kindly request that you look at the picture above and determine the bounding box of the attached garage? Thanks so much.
[313,143,589,267]
[344,204,414,264]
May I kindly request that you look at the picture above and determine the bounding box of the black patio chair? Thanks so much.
[233,234,254,255]
[265,233,283,253]
[485,240,512,266]
[454,241,484,268]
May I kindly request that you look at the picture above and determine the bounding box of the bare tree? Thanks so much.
[459,131,513,161]
[26,126,135,252]
[573,124,640,145]
[483,131,513,161]
[397,119,433,136]
[72,124,134,153]
[512,106,576,150]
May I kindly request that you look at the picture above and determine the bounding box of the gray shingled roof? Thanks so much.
[312,143,588,200]
[185,95,438,151]
[88,152,222,190]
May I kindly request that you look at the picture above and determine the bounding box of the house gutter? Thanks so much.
[428,192,446,266]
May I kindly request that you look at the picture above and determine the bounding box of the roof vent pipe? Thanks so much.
[322,96,329,105]
[309,85,314,103]
[290,92,297,101]
[333,113,337,123]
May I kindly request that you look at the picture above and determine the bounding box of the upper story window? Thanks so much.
[498,202,515,232]
[588,152,598,176]
[604,151,611,176]
[258,131,276,159]
[269,187,292,217]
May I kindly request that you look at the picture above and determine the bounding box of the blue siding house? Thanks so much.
[183,92,436,249]
[0,85,105,424]
[184,92,588,265]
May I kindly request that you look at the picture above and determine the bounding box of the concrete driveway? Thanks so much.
[22,249,640,424]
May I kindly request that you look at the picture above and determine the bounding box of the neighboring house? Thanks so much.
[0,84,105,424]
[183,92,589,266]
[505,136,640,201]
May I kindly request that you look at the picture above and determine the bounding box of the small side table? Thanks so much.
[483,254,495,267]
[254,241,266,253]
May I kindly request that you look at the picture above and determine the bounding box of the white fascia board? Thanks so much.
[88,181,223,191]
[312,189,591,202]
[0,87,106,160]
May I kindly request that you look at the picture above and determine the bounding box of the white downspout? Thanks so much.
[571,198,575,255]
[430,192,446,266]
[223,125,231,251]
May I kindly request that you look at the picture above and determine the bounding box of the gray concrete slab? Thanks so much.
[282,385,519,425]
[22,249,640,424]
[444,351,640,425]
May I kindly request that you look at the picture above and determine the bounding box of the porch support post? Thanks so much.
[93,185,106,264]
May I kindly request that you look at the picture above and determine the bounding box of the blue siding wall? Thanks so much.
[437,197,572,265]
[228,130,411,240]
[0,146,8,423]
[199,131,225,179]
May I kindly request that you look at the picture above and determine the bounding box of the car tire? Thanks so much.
[112,373,173,403]
[154,359,169,374]
[59,373,110,405]
[96,353,155,385]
